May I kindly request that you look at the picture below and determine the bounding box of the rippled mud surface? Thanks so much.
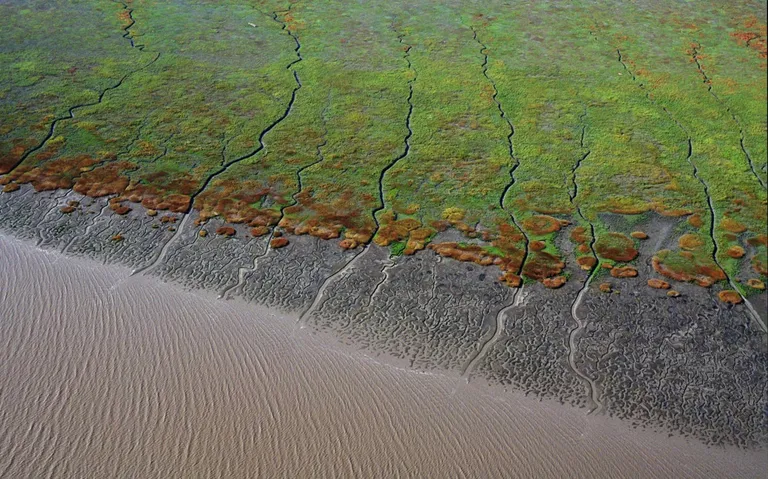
[1,234,766,478]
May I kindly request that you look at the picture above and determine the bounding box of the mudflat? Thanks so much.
[0,234,764,478]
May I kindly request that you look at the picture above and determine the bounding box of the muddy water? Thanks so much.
[0,234,764,478]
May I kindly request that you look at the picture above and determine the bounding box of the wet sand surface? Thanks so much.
[0,234,765,478]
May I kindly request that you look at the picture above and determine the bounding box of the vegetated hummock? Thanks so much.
[0,0,766,300]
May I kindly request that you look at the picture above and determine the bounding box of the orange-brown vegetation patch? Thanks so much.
[595,233,638,262]
[630,231,648,240]
[747,235,768,247]
[599,282,612,293]
[687,214,704,228]
[611,266,638,278]
[647,278,670,289]
[199,229,208,238]
[60,205,76,214]
[678,233,704,251]
[73,162,132,197]
[111,234,124,242]
[606,201,649,215]
[730,16,768,59]
[282,188,375,245]
[718,290,743,304]
[121,180,191,213]
[3,183,20,193]
[216,226,236,236]
[726,245,745,258]
[652,249,726,287]
[577,244,590,254]
[570,226,587,244]
[522,251,565,280]
[109,198,131,215]
[530,240,546,251]
[521,215,561,235]
[667,290,681,297]
[499,272,522,288]
[251,226,270,237]
[146,209,157,217]
[270,237,289,249]
[159,215,177,224]
[0,140,38,175]
[542,276,566,289]
[576,256,597,270]
[753,257,768,275]
[747,278,765,290]
[721,217,747,234]
[401,227,435,255]
[339,238,358,249]
[196,178,276,224]
[429,243,495,266]
[375,213,421,246]
[10,154,99,192]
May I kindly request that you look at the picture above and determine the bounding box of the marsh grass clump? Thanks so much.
[595,233,638,263]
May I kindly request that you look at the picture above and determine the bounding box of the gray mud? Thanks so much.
[0,187,766,448]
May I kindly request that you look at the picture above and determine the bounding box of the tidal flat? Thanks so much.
[0,233,766,478]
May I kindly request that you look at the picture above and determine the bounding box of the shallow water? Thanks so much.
[0,234,764,478]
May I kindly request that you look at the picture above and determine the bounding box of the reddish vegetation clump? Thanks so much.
[9,154,99,192]
[611,266,638,278]
[599,282,612,293]
[747,279,765,290]
[542,276,566,289]
[110,234,123,242]
[374,212,435,255]
[652,249,726,287]
[199,230,208,238]
[429,243,495,266]
[747,235,767,246]
[753,257,768,275]
[250,226,270,237]
[721,217,747,234]
[282,188,374,245]
[522,251,565,280]
[667,290,681,297]
[595,233,638,262]
[60,205,76,214]
[270,237,289,249]
[730,16,768,60]
[570,227,588,244]
[521,215,561,235]
[216,226,236,236]
[678,234,704,251]
[726,245,746,258]
[630,231,648,240]
[718,290,743,304]
[647,278,670,289]
[73,162,132,197]
[339,238,357,249]
[375,215,421,246]
[576,256,597,270]
[530,240,546,251]
[109,198,131,215]
[0,141,35,175]
[687,214,704,228]
[120,171,196,213]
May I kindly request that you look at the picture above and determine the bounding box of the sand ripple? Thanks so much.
[0,234,764,478]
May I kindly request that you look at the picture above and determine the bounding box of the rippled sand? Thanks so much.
[0,234,764,478]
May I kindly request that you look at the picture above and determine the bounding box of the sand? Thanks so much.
[0,233,765,478]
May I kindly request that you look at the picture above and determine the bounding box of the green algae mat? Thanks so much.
[1,0,766,299]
